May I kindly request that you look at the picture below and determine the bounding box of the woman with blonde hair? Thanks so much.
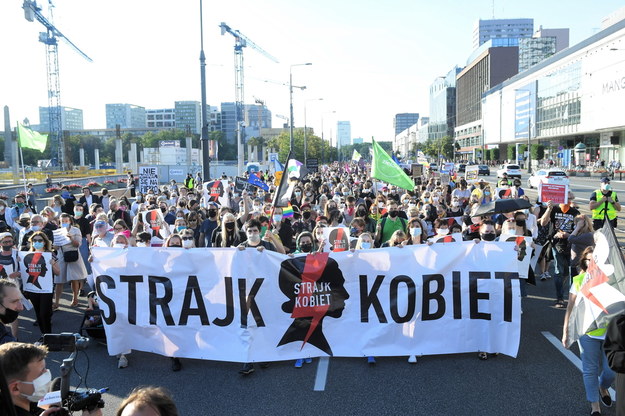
[214,212,245,247]
[382,230,407,248]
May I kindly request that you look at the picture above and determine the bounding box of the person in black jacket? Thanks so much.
[605,312,625,416]
[78,186,101,208]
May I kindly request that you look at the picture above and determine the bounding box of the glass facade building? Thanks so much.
[394,113,419,136]
[146,108,175,129]
[39,106,83,131]
[105,104,146,129]
[473,18,534,50]
[174,101,201,134]
[429,66,461,141]
[519,37,557,72]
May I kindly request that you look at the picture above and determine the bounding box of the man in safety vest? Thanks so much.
[184,173,195,190]
[589,177,621,230]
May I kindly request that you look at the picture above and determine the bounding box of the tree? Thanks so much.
[531,144,545,160]
[492,147,500,161]
[266,128,336,163]
[507,145,516,161]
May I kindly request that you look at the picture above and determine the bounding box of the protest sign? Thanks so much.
[20,251,53,294]
[92,242,522,361]
[139,166,159,194]
[465,166,479,183]
[538,183,568,204]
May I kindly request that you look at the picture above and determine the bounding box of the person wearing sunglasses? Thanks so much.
[24,232,58,335]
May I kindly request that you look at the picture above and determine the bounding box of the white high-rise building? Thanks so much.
[337,121,351,148]
[472,18,534,50]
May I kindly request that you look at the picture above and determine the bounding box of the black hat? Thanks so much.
[601,177,610,183]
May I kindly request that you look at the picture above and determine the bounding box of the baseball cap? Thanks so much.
[601,177,610,183]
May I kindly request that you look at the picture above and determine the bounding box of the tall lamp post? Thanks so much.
[199,0,210,181]
[289,63,312,152]
[304,98,323,165]
[514,89,533,174]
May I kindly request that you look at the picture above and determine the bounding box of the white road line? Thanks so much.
[313,357,330,391]
[542,331,616,399]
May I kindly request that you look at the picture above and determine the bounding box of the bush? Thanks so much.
[45,186,61,193]
[86,181,100,187]
[103,180,115,185]
[117,178,127,184]
[67,184,81,190]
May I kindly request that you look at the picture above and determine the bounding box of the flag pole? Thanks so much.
[16,123,28,196]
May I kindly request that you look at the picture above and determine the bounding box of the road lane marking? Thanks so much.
[314,357,330,391]
[542,331,616,399]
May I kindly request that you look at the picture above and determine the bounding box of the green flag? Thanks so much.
[371,139,414,190]
[352,149,362,161]
[17,122,48,152]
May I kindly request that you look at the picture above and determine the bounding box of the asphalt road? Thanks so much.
[14,173,623,416]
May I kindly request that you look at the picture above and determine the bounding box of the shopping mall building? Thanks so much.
[480,17,625,168]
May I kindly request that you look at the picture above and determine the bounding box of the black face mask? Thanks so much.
[0,306,19,324]
[356,210,366,217]
[208,209,217,217]
[1,245,12,252]
[389,210,398,218]
[225,222,235,231]
[160,207,167,213]
[515,219,526,227]
[300,242,313,253]
[481,233,496,241]
[169,244,182,248]
[337,215,344,223]
[303,211,311,220]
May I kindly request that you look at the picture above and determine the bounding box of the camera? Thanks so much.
[40,333,106,413]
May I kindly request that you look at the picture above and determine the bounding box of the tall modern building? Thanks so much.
[174,101,201,134]
[518,27,570,72]
[337,121,351,147]
[146,108,175,129]
[220,102,238,144]
[39,106,83,131]
[394,113,419,136]
[534,27,570,52]
[244,104,272,138]
[455,40,519,158]
[472,18,534,50]
[208,106,222,132]
[105,104,146,129]
[428,66,462,141]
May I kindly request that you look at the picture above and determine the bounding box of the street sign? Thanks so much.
[557,152,563,158]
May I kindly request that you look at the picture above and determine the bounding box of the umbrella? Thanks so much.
[470,198,532,217]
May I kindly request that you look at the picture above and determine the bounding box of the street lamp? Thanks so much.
[290,63,312,152]
[304,98,323,165]
[514,88,533,174]
[199,0,210,181]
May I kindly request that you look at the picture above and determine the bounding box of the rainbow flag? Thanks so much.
[282,203,294,218]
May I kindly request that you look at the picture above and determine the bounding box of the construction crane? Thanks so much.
[219,22,278,174]
[22,0,93,169]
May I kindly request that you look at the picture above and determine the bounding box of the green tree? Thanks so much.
[492,147,500,161]
[531,144,545,160]
[507,145,516,161]
[267,129,336,163]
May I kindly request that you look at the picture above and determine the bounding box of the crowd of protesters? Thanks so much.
[0,162,622,415]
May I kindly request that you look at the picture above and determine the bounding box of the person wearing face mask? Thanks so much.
[8,195,32,232]
[59,186,77,215]
[477,220,498,242]
[0,342,98,416]
[24,232,59,335]
[290,187,304,208]
[271,207,294,253]
[406,218,427,245]
[199,202,219,247]
[590,177,621,230]
[353,203,376,234]
[19,215,54,252]
[55,213,88,309]
[375,200,408,247]
[446,198,464,217]
[214,213,246,248]
[72,205,93,280]
[0,279,23,344]
[312,224,327,252]
[78,187,101,209]
[292,204,316,236]
[428,218,455,243]
[292,231,316,255]
[0,233,22,339]
[451,180,471,207]
[359,182,375,200]
[99,188,111,212]
[179,229,196,249]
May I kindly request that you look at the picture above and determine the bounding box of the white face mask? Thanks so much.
[247,233,261,244]
[438,228,449,235]
[182,239,194,248]
[136,242,148,247]
[410,227,421,236]
[19,369,52,402]
[113,243,126,248]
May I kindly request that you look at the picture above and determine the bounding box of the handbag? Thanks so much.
[63,249,79,263]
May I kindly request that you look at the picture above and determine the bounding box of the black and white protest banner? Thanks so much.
[139,166,159,194]
[92,241,522,362]
[19,251,53,294]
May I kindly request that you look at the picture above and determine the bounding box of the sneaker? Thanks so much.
[600,391,613,407]
[239,363,255,375]
[171,357,181,372]
[304,358,313,364]
[544,271,552,279]
[367,356,376,365]
[294,359,304,368]
[540,273,547,281]
[408,355,417,364]
[117,355,128,369]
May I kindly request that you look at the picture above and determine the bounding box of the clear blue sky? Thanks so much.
[1,0,623,143]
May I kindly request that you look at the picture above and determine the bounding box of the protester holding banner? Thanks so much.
[214,213,246,248]
[540,194,580,308]
[23,231,57,335]
[375,200,407,247]
[55,213,88,309]
[562,246,615,416]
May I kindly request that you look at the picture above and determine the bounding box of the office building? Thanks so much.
[244,104,272,138]
[174,101,201,134]
[472,18,534,50]
[394,113,419,136]
[220,102,238,144]
[534,27,570,53]
[352,137,364,144]
[146,108,175,129]
[105,104,146,129]
[429,66,462,141]
[39,106,83,131]
[455,40,519,158]
[337,121,351,148]
[518,37,557,72]
[481,16,625,166]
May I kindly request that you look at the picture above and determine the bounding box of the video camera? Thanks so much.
[41,333,106,414]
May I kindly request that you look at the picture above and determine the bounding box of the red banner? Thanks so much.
[539,183,568,204]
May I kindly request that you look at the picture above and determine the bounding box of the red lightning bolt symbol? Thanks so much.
[581,256,610,313]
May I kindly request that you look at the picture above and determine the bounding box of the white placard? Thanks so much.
[19,251,53,294]
[139,166,159,194]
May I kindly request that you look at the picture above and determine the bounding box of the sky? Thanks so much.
[1,0,624,144]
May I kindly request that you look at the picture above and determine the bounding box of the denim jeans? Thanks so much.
[578,334,615,403]
[551,247,569,301]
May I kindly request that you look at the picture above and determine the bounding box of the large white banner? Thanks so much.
[92,242,522,362]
